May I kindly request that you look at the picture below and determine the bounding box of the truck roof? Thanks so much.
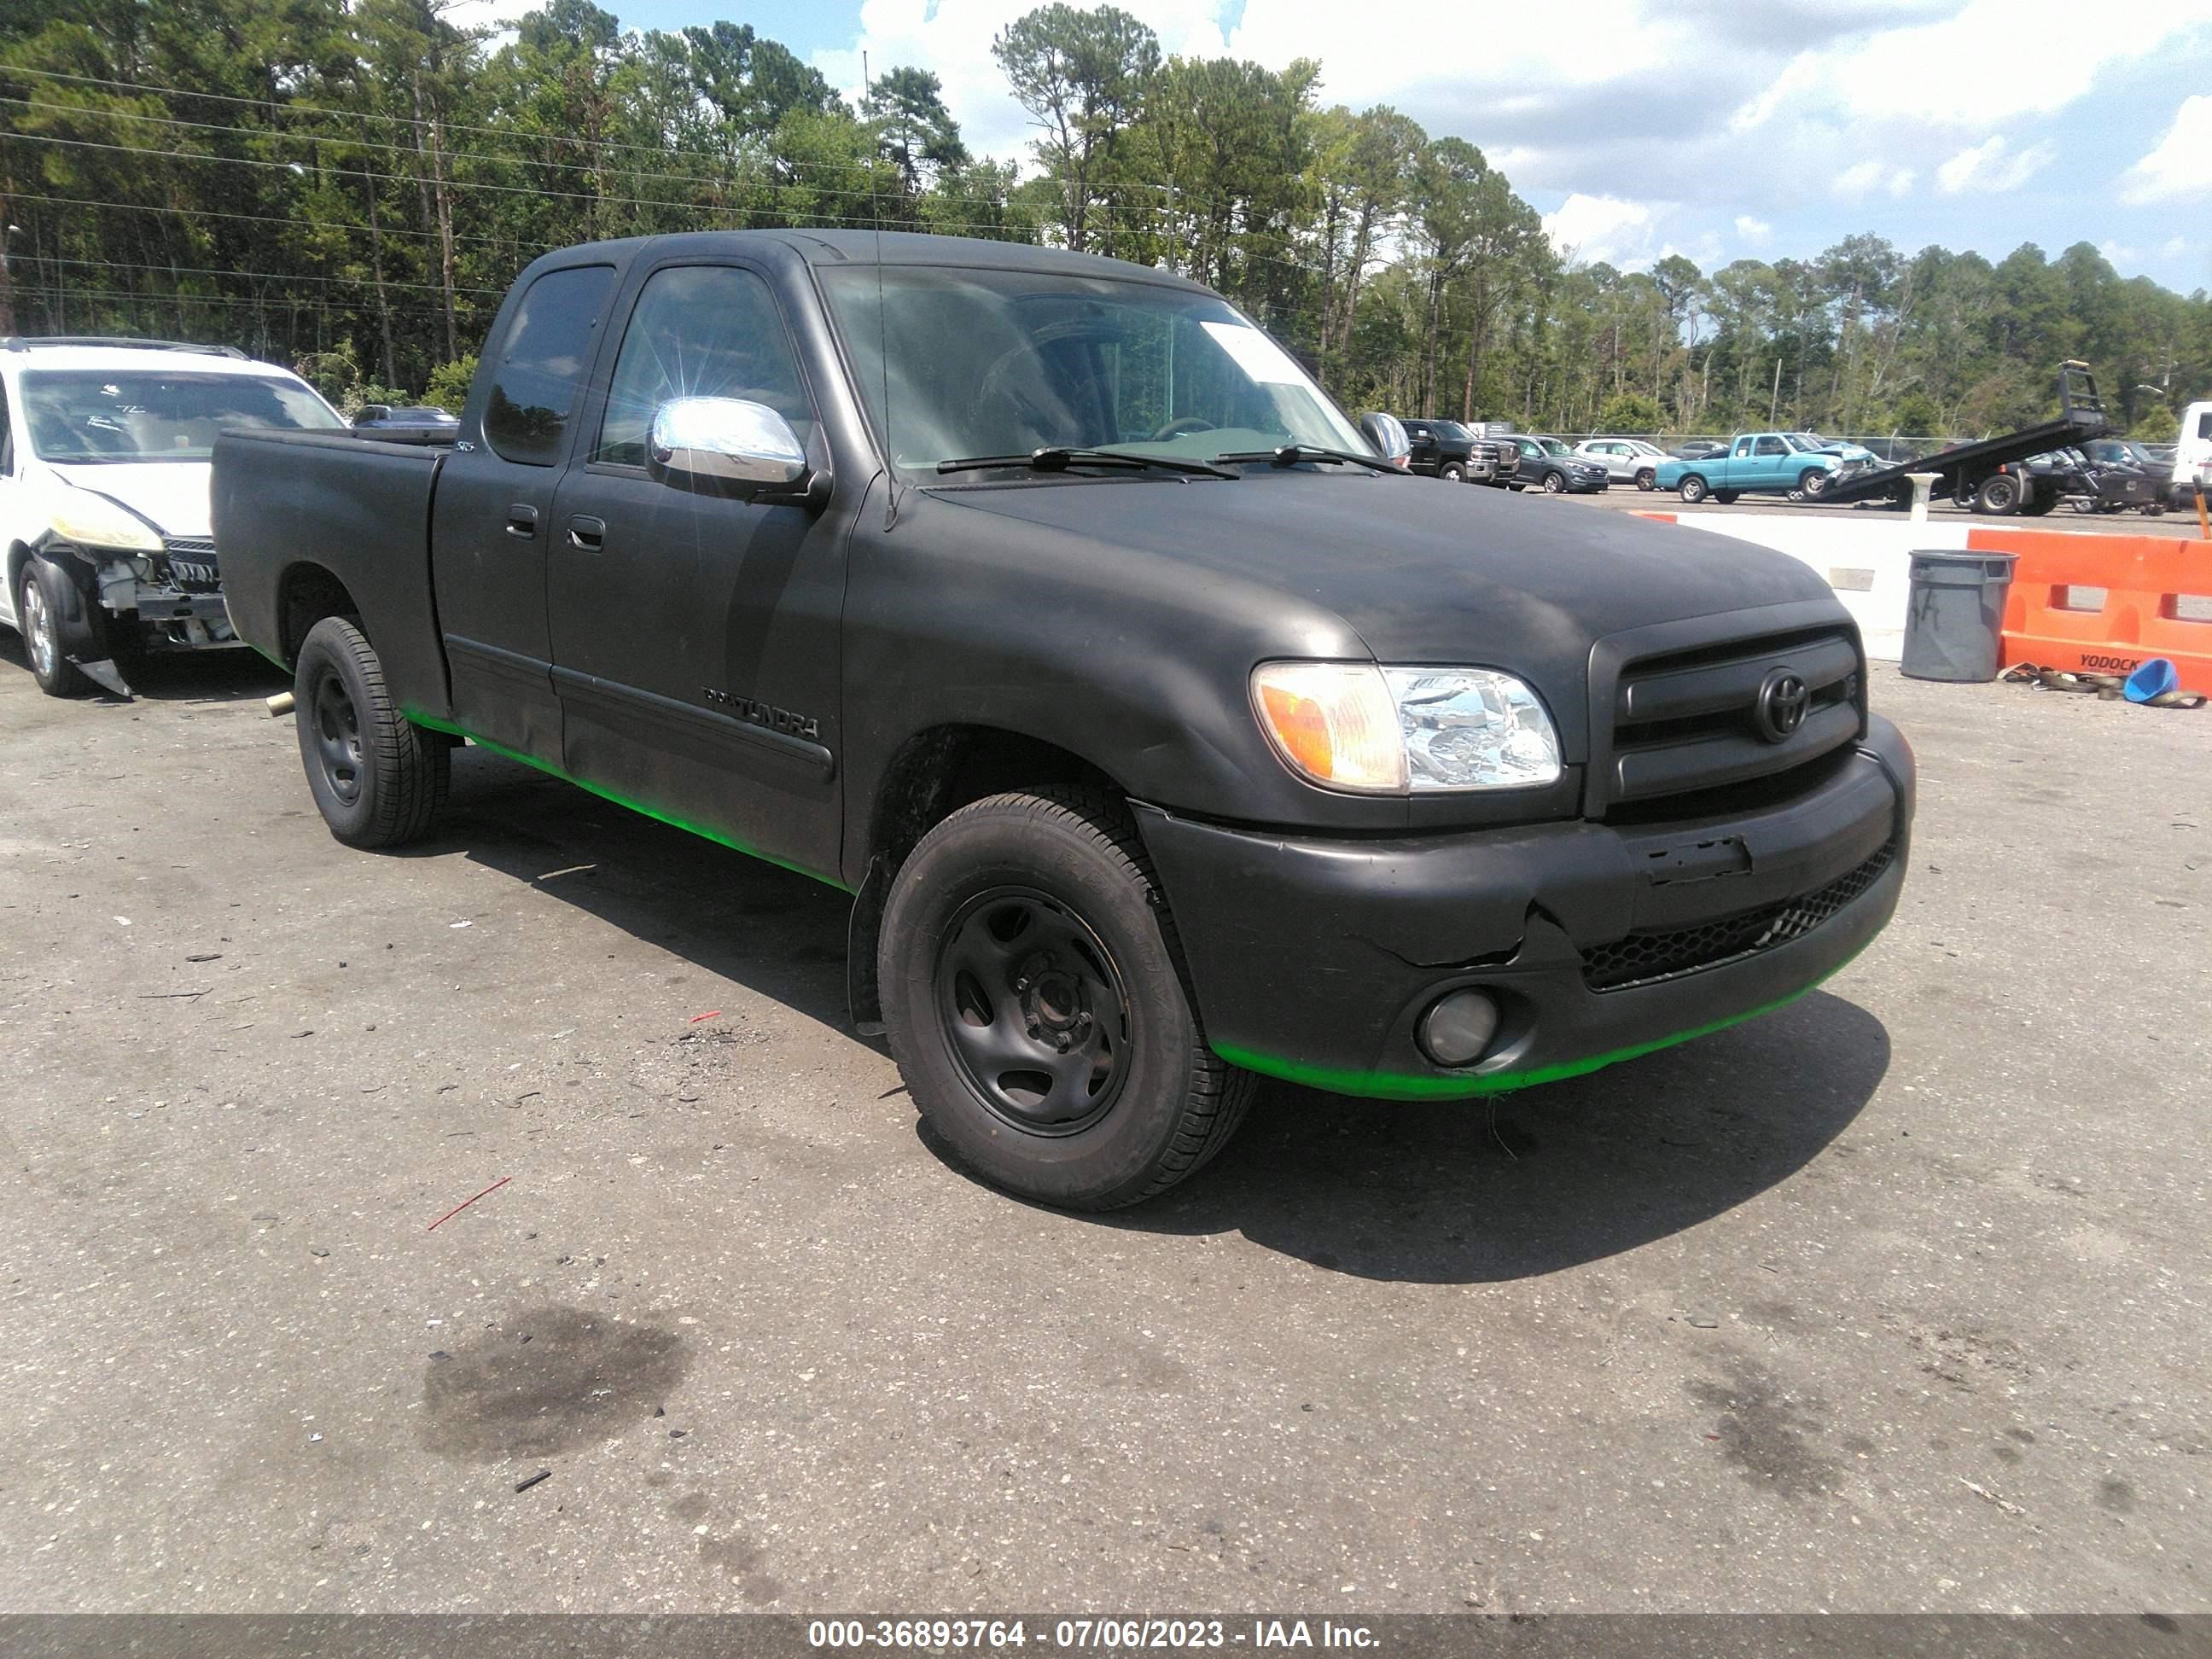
[530,230,1214,293]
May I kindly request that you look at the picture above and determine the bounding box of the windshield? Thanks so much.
[1536,437,1570,457]
[818,265,1365,474]
[1784,432,1835,452]
[20,370,343,463]
[1429,421,1470,441]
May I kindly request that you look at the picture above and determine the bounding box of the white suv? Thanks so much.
[0,337,345,696]
[1574,437,1671,492]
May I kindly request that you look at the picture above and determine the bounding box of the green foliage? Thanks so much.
[424,356,479,413]
[1595,393,1662,434]
[2132,405,2180,442]
[0,0,2204,439]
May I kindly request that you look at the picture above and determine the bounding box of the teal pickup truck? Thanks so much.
[1655,432,1877,504]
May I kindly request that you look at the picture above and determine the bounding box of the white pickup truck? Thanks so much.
[0,337,345,696]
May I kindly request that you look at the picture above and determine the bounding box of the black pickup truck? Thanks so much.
[213,230,1912,1210]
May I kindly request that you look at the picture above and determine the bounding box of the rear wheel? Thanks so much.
[880,788,1255,1210]
[1975,474,2022,515]
[1634,468,1656,491]
[1678,474,1709,504]
[16,561,93,698]
[293,616,450,848]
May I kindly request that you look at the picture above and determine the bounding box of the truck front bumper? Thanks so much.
[1136,716,1913,1100]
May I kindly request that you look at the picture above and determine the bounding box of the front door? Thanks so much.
[544,259,846,881]
[429,261,618,760]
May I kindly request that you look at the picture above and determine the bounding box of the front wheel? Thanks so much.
[1634,469,1656,491]
[1678,474,1709,504]
[16,561,95,698]
[1440,463,1465,482]
[1540,470,1567,495]
[880,789,1255,1210]
[293,616,450,848]
[1797,468,1829,498]
[1714,490,1742,504]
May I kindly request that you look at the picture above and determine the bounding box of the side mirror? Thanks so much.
[648,396,813,499]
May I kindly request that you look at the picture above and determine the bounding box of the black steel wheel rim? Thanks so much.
[934,885,1133,1137]
[311,668,365,804]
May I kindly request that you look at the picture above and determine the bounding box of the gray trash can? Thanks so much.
[1901,550,2016,683]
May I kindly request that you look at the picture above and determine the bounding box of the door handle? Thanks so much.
[567,515,606,551]
[504,504,538,539]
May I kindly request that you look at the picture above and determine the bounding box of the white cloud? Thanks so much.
[1734,214,1773,247]
[2122,95,2212,205]
[2161,236,2191,258]
[1737,0,2212,131]
[1936,136,2057,195]
[1833,160,1915,201]
[1541,194,1656,268]
[2098,239,2138,265]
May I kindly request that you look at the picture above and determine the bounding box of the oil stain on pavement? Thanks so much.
[419,1305,690,1461]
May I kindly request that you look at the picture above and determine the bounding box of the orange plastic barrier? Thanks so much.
[1969,527,2212,694]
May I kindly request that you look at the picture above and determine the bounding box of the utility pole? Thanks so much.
[1769,356,1782,426]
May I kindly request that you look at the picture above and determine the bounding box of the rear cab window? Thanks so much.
[482,265,617,465]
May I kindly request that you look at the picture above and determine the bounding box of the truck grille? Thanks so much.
[1580,837,1897,992]
[1601,625,1862,813]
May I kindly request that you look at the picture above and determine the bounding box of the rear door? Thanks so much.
[430,261,619,760]
[544,257,847,880]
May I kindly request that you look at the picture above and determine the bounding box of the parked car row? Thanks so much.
[0,232,1917,1213]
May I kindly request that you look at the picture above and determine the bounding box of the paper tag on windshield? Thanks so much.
[1201,321,1304,385]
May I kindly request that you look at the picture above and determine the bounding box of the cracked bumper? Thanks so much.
[1136,716,1913,1100]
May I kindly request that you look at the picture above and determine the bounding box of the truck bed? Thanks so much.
[212,428,452,718]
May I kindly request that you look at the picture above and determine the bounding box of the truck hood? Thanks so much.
[935,472,1838,667]
[38,462,212,539]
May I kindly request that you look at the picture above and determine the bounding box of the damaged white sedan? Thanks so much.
[0,338,345,696]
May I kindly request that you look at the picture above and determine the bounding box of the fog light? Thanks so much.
[1418,989,1499,1068]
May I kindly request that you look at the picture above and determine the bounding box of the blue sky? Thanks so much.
[598,0,2212,295]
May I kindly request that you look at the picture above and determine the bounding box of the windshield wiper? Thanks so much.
[1213,444,1401,474]
[935,447,1236,480]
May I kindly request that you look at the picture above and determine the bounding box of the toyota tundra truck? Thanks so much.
[212,230,1913,1210]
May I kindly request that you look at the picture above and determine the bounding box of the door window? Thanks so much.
[1755,435,1787,457]
[596,265,817,467]
[482,264,616,466]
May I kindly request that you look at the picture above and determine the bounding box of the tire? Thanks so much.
[1540,470,1567,495]
[1714,490,1741,504]
[1678,474,1709,504]
[1634,469,1656,492]
[16,560,94,698]
[1797,468,1828,498]
[1975,474,2021,515]
[293,616,450,849]
[879,787,1257,1210]
[1440,463,1464,482]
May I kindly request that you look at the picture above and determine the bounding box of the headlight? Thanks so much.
[1252,662,1563,793]
[48,495,163,555]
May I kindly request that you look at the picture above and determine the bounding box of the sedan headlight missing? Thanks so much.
[1253,662,1563,794]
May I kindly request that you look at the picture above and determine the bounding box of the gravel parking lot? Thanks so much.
[2,638,2207,1615]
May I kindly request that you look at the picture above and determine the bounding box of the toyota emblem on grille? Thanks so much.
[1754,669,1810,742]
